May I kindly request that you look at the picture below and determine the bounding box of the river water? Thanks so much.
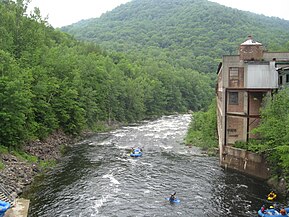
[26,114,273,217]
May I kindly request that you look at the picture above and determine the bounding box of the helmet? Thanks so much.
[269,205,274,209]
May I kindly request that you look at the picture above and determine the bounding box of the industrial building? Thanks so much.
[216,36,289,173]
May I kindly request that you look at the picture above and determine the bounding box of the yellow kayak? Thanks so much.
[267,192,277,201]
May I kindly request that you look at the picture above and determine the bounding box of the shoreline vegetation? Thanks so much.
[185,99,218,155]
[0,130,77,202]
[0,121,122,203]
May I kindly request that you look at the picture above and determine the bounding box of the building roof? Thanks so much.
[277,66,289,71]
[241,36,262,45]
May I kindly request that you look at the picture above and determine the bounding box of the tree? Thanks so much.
[0,50,34,149]
[253,88,289,176]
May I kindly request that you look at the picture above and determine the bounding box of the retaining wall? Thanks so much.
[220,146,270,180]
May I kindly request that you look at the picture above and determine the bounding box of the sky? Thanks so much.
[210,0,289,21]
[28,0,132,28]
[28,0,289,28]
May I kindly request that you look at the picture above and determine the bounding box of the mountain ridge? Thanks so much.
[61,0,289,73]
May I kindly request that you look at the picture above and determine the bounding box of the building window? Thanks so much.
[229,92,238,105]
[229,67,239,79]
[286,74,289,83]
[229,67,244,88]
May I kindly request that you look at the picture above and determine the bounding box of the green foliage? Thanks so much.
[233,139,264,153]
[0,145,9,154]
[59,144,67,155]
[0,50,34,149]
[275,145,289,176]
[10,150,38,163]
[0,0,215,151]
[0,145,8,169]
[185,99,218,150]
[0,161,4,170]
[253,88,289,148]
[38,159,56,169]
[62,0,289,74]
[251,88,289,176]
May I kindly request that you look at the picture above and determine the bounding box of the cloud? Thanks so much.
[28,0,131,27]
[209,0,289,21]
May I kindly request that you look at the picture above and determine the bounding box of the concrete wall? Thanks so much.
[263,52,289,61]
[221,146,270,180]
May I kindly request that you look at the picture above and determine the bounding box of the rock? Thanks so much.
[0,129,77,202]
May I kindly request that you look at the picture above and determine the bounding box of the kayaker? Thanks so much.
[170,192,176,201]
[280,208,287,215]
[261,205,266,213]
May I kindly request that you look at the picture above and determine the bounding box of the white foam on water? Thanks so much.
[140,162,152,167]
[194,195,203,199]
[103,174,120,185]
[89,139,112,146]
[159,145,173,150]
[99,140,113,146]
[114,133,127,137]
[114,145,128,150]
[178,150,189,155]
[236,184,248,189]
[88,141,101,146]
[144,189,150,194]
[92,194,111,215]
[116,156,130,162]
[143,133,155,137]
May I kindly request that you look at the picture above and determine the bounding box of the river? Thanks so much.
[25,114,274,217]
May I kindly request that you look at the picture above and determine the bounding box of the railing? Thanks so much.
[0,182,14,207]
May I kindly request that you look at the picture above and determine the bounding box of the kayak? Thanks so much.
[166,197,180,203]
[130,148,142,157]
[258,207,289,217]
[0,200,10,217]
[267,192,277,201]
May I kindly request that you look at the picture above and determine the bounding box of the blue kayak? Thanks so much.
[166,197,180,203]
[258,207,289,217]
[0,200,10,217]
[130,148,143,157]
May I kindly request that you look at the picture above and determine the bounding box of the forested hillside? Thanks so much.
[0,0,214,150]
[62,0,289,74]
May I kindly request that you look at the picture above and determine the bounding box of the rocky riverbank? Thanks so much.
[0,130,77,202]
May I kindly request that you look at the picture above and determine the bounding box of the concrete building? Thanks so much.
[216,36,289,170]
